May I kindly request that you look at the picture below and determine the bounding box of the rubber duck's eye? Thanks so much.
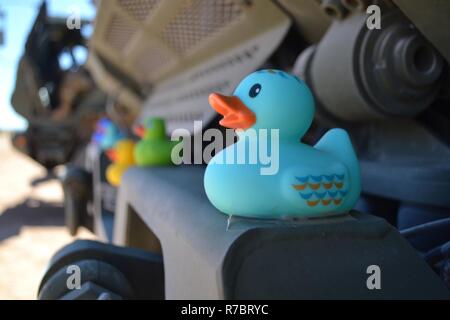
[249,84,261,98]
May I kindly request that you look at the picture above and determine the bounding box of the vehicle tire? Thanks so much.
[38,259,134,300]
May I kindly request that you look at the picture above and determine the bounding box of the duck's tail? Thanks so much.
[314,128,361,212]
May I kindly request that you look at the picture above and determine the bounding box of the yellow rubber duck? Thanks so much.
[106,139,136,187]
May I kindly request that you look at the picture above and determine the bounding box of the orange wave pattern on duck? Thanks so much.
[292,174,347,207]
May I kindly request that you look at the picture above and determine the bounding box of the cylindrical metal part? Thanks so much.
[299,10,444,122]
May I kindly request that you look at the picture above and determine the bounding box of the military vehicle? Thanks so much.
[30,0,449,299]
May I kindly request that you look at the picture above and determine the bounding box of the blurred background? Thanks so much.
[0,0,96,299]
[0,0,449,299]
[0,0,95,130]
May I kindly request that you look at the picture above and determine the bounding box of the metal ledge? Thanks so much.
[113,166,449,299]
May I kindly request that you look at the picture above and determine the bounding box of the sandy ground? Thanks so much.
[0,132,95,300]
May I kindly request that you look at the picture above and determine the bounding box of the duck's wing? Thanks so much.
[313,128,361,211]
[285,167,350,215]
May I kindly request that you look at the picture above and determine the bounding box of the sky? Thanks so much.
[0,0,96,131]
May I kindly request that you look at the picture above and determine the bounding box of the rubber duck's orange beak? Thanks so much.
[133,124,145,138]
[209,93,256,130]
[106,149,118,162]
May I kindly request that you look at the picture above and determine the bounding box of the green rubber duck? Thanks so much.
[134,117,177,166]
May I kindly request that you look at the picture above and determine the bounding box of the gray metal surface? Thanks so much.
[355,119,450,208]
[113,166,449,299]
[93,152,116,242]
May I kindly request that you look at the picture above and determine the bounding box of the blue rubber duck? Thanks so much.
[204,69,361,219]
[92,118,125,151]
